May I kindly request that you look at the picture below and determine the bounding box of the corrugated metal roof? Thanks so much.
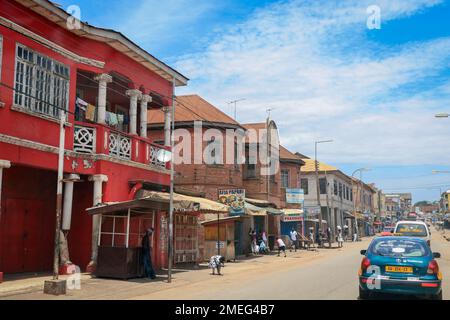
[148,95,242,127]
[300,158,338,172]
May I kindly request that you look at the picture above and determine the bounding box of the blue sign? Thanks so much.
[286,188,304,204]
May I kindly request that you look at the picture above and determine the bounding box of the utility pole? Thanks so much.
[168,76,176,283]
[314,140,333,233]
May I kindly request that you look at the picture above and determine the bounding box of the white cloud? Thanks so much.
[174,0,450,167]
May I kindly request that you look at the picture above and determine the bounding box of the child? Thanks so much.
[276,237,287,257]
[209,255,225,275]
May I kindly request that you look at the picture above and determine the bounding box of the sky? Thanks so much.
[58,0,450,202]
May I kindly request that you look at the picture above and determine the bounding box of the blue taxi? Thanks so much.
[358,236,442,300]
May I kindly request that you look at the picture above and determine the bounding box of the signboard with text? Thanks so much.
[218,189,245,216]
[286,188,305,204]
[304,206,321,217]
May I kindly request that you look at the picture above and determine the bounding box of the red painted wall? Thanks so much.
[0,165,56,273]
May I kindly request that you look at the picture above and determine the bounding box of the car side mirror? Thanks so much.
[433,252,441,259]
[360,250,367,255]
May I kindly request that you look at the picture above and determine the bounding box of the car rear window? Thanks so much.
[370,239,429,257]
[395,224,427,237]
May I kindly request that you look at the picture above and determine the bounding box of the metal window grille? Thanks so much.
[14,44,69,118]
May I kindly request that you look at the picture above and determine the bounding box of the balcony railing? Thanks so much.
[73,123,170,170]
[109,132,132,160]
[74,125,96,154]
[149,144,167,169]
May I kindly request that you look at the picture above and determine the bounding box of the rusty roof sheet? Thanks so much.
[148,95,242,127]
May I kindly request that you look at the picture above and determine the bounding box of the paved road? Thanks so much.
[135,229,450,300]
[5,228,449,300]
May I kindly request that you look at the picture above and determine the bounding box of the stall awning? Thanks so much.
[281,209,304,222]
[201,216,242,226]
[87,190,230,216]
[245,197,276,207]
[305,219,328,224]
[136,190,230,213]
[245,202,267,216]
[343,211,355,219]
[282,209,304,215]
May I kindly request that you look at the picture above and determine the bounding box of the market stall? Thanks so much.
[86,195,199,279]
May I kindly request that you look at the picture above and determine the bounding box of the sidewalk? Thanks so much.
[0,238,371,300]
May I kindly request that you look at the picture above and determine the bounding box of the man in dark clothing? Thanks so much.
[142,228,156,279]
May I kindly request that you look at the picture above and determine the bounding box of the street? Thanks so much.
[3,228,448,300]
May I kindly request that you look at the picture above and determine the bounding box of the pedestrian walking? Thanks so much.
[141,228,156,279]
[337,226,344,248]
[249,228,257,255]
[276,237,287,257]
[343,225,349,242]
[308,227,315,250]
[326,227,332,248]
[289,228,299,252]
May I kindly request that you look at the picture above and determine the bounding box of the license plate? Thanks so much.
[386,266,413,273]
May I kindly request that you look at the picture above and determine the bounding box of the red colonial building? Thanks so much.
[0,0,188,275]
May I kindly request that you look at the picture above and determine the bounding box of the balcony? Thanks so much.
[73,121,169,170]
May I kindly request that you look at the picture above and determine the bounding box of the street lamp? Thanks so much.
[314,139,333,237]
[351,168,370,241]
[435,113,450,118]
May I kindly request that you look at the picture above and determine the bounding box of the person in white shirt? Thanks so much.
[289,228,299,252]
[276,237,287,257]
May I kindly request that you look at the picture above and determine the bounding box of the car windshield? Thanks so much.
[395,224,427,237]
[370,239,429,257]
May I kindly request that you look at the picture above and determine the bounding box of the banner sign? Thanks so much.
[282,213,303,222]
[286,188,304,204]
[218,189,245,216]
[304,206,321,217]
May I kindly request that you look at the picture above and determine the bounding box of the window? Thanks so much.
[350,190,353,202]
[345,186,349,200]
[301,178,309,195]
[14,44,70,118]
[319,178,327,194]
[338,182,343,198]
[245,154,257,178]
[281,169,290,188]
[333,180,338,196]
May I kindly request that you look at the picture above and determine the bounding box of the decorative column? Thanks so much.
[163,106,171,146]
[126,89,142,136]
[87,174,108,272]
[62,174,81,231]
[140,94,152,138]
[94,74,112,125]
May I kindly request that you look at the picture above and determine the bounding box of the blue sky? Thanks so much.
[59,0,450,202]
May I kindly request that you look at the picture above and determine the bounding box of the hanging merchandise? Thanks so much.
[105,111,111,125]
[109,113,118,126]
[76,97,88,107]
[117,114,124,125]
[85,104,96,122]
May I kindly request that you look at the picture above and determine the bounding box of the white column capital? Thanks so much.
[89,174,108,183]
[126,89,143,100]
[0,160,11,169]
[94,73,113,83]
[64,173,81,181]
[141,94,152,104]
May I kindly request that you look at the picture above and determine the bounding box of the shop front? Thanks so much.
[280,209,304,236]
[86,196,199,279]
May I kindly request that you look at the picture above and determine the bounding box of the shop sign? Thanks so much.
[286,188,304,204]
[218,189,245,215]
[282,214,303,222]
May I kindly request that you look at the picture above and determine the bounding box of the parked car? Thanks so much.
[358,236,442,300]
[394,220,431,246]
